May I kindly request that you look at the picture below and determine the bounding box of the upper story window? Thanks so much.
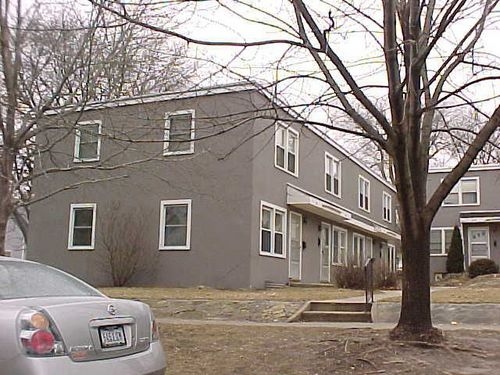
[164,110,195,155]
[443,177,479,206]
[383,192,392,222]
[260,201,286,258]
[430,227,453,255]
[358,176,370,211]
[325,152,341,197]
[159,199,192,250]
[275,125,299,176]
[74,121,101,162]
[68,203,96,250]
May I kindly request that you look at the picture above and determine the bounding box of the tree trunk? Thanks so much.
[390,221,442,342]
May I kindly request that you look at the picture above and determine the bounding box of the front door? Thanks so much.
[289,212,302,280]
[320,223,331,282]
[469,227,490,262]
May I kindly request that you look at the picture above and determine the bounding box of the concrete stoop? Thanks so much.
[288,301,372,323]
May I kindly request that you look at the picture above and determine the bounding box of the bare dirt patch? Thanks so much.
[162,324,500,375]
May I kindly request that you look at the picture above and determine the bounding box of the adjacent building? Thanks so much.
[27,83,400,288]
[428,164,500,279]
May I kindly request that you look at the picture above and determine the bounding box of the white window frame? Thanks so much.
[382,192,392,223]
[163,110,195,156]
[358,175,371,212]
[430,227,454,256]
[68,203,97,250]
[325,152,341,197]
[387,244,397,272]
[331,226,347,265]
[159,199,192,250]
[468,227,490,261]
[274,124,299,177]
[443,177,480,206]
[259,201,287,258]
[73,120,101,162]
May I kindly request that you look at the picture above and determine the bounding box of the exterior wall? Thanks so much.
[428,166,500,278]
[248,108,400,288]
[28,90,260,288]
[28,86,401,289]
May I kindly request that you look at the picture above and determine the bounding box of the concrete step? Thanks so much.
[309,301,371,312]
[301,310,372,323]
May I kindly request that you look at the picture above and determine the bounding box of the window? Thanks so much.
[74,121,101,162]
[430,228,454,255]
[358,176,370,211]
[352,234,372,266]
[68,203,96,250]
[443,177,479,206]
[159,199,192,250]
[275,125,299,176]
[469,227,489,260]
[387,244,397,272]
[260,202,286,257]
[164,110,195,155]
[332,227,347,265]
[325,152,341,197]
[383,192,392,222]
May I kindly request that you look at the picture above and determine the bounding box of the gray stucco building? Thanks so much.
[428,165,500,279]
[27,83,400,288]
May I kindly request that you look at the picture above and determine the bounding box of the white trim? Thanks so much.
[382,191,392,223]
[274,124,299,177]
[163,109,195,156]
[324,152,341,198]
[430,227,454,256]
[159,199,192,250]
[460,216,500,223]
[429,164,500,173]
[443,177,480,207]
[468,226,490,262]
[259,201,287,258]
[358,175,371,212]
[68,203,97,250]
[331,226,348,265]
[45,82,257,115]
[319,222,331,282]
[73,120,101,162]
[288,211,303,280]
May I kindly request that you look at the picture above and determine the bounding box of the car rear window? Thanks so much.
[0,261,103,299]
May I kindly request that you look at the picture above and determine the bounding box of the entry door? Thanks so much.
[320,223,331,282]
[469,227,490,261]
[289,212,302,280]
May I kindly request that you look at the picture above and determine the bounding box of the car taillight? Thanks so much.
[18,309,66,357]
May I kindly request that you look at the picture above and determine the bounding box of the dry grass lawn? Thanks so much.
[101,286,363,302]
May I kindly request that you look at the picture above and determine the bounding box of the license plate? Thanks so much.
[99,325,126,348]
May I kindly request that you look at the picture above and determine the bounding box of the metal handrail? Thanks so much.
[364,257,375,306]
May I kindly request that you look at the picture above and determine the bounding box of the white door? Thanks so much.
[320,223,331,282]
[289,212,302,280]
[469,227,490,261]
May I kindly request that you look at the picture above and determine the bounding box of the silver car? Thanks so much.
[0,256,166,374]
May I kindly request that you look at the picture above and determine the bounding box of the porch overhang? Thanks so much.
[460,210,500,224]
[345,218,401,241]
[286,185,401,241]
[287,185,352,222]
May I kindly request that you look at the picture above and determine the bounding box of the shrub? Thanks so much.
[333,264,365,289]
[333,261,399,289]
[446,226,464,274]
[468,258,499,279]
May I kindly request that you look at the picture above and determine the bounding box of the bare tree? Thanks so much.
[91,0,500,341]
[99,202,155,286]
[0,0,194,253]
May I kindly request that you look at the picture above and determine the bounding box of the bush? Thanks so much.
[446,226,464,274]
[333,261,399,289]
[333,264,365,289]
[468,258,499,279]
